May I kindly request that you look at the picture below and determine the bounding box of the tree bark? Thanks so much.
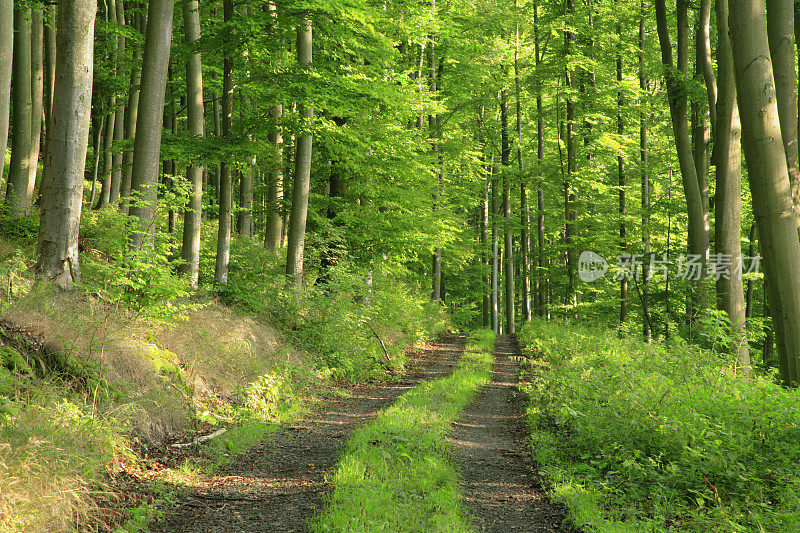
[109,0,126,205]
[129,0,173,248]
[29,5,43,198]
[179,0,205,288]
[428,34,442,302]
[766,0,800,229]
[43,3,55,131]
[6,3,32,216]
[617,14,627,323]
[729,0,800,385]
[534,0,546,318]
[564,0,576,312]
[285,17,313,287]
[491,157,499,333]
[515,15,531,323]
[215,0,235,283]
[265,104,284,250]
[714,0,750,373]
[119,8,144,214]
[501,87,515,333]
[36,0,96,288]
[654,0,707,326]
[0,0,12,188]
[639,0,651,341]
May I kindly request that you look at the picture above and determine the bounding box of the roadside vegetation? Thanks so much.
[518,319,800,533]
[0,211,447,532]
[313,330,494,532]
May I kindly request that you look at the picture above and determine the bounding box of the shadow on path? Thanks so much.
[450,334,575,532]
[150,334,466,533]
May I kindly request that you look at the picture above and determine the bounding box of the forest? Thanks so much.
[1,0,800,531]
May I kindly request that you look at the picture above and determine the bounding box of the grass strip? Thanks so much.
[312,330,495,532]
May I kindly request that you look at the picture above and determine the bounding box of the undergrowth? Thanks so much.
[518,319,800,532]
[312,330,495,532]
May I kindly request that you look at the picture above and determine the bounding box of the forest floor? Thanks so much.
[147,334,572,532]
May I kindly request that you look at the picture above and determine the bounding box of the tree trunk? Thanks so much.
[6,3,32,216]
[767,0,800,230]
[654,0,707,326]
[119,8,144,214]
[428,34,442,302]
[265,104,284,249]
[129,0,173,248]
[29,5,43,198]
[481,164,490,328]
[729,0,800,385]
[43,3,55,131]
[617,15,627,324]
[215,0,235,283]
[639,1,651,342]
[285,17,313,287]
[564,0,576,312]
[97,99,115,209]
[109,0,126,205]
[0,0,12,188]
[36,0,96,287]
[501,87,515,334]
[179,0,205,288]
[535,1,546,319]
[491,158,499,333]
[515,15,530,324]
[714,0,750,373]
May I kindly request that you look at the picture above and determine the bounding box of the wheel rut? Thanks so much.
[151,334,466,532]
[450,334,574,532]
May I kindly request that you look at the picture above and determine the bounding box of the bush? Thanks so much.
[519,319,800,532]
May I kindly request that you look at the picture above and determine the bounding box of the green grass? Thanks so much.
[518,319,800,533]
[312,330,495,532]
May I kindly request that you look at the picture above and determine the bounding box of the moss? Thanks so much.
[1,346,32,374]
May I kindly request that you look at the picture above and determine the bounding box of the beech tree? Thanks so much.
[0,0,12,188]
[36,0,96,287]
[6,3,33,216]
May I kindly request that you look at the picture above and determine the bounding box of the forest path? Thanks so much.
[150,334,466,532]
[450,334,574,532]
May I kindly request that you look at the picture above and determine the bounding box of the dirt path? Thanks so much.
[450,335,574,532]
[151,334,466,533]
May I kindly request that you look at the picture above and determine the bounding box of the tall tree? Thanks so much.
[714,0,750,372]
[215,0,235,283]
[429,34,442,302]
[43,3,55,130]
[120,7,145,213]
[179,0,205,288]
[109,0,126,205]
[729,0,800,385]
[617,11,627,323]
[36,0,96,287]
[6,3,33,216]
[639,0,651,342]
[29,5,44,197]
[515,10,531,323]
[0,0,12,188]
[265,104,284,250]
[285,16,314,286]
[766,0,800,228]
[128,0,174,248]
[501,86,515,333]
[654,0,708,324]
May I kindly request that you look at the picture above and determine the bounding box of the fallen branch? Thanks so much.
[365,322,392,371]
[171,428,227,448]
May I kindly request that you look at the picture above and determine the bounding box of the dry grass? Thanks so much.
[0,286,314,531]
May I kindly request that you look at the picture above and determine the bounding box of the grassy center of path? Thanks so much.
[312,330,495,532]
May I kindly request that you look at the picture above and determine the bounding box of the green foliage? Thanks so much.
[313,331,494,532]
[79,209,197,322]
[519,320,800,532]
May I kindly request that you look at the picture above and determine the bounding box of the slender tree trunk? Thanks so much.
[729,0,800,385]
[515,15,531,323]
[766,0,800,229]
[215,0,235,283]
[491,157,499,333]
[0,0,12,188]
[128,0,174,248]
[482,166,490,328]
[285,17,313,286]
[563,0,576,312]
[36,0,96,287]
[97,100,115,209]
[714,0,750,373]
[89,115,103,207]
[6,3,32,216]
[535,1,546,319]
[428,34,442,302]
[29,6,43,198]
[43,3,55,131]
[617,15,627,323]
[501,87,515,333]
[655,0,707,327]
[109,0,126,205]
[179,0,205,288]
[120,9,144,214]
[639,1,651,342]
[265,104,284,249]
